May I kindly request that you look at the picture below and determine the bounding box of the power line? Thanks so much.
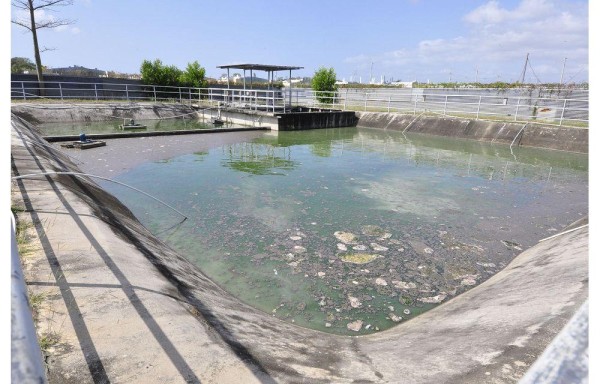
[526,59,543,84]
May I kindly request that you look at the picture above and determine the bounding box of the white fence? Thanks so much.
[290,88,588,127]
[11,80,588,127]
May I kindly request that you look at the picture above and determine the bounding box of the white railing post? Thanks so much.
[514,97,521,121]
[364,92,368,111]
[153,85,157,102]
[413,96,418,115]
[443,95,448,116]
[559,99,567,126]
[343,89,348,110]
[387,95,391,113]
[272,90,275,113]
[59,83,64,100]
[94,84,98,101]
[179,87,182,103]
[476,96,482,119]
[125,84,129,101]
[21,82,26,100]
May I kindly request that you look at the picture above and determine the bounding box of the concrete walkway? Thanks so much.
[11,117,588,383]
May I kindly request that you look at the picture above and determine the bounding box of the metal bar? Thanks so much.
[476,96,482,119]
[12,172,188,220]
[514,97,521,121]
[559,99,567,126]
[94,84,99,101]
[59,83,63,100]
[21,82,27,100]
[443,95,448,116]
[11,213,48,384]
[125,84,129,101]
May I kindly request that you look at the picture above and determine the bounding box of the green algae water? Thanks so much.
[101,127,588,335]
[38,117,243,136]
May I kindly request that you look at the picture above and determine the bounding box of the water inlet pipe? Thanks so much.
[12,171,188,221]
[509,123,527,160]
[402,112,425,133]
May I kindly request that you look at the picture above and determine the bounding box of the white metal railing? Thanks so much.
[10,80,588,127]
[284,88,588,127]
[11,212,48,383]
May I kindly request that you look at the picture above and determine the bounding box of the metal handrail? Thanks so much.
[11,212,48,383]
[10,80,589,127]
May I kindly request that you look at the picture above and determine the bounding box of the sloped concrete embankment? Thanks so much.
[357,112,588,153]
[11,102,198,125]
[11,113,588,383]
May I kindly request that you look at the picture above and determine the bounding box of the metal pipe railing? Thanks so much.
[10,81,588,127]
[11,212,48,383]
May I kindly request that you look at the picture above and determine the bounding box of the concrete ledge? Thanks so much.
[11,102,199,124]
[43,127,270,142]
[357,112,588,153]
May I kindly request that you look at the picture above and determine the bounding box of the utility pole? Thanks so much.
[559,57,567,86]
[519,53,529,84]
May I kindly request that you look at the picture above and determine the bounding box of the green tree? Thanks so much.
[179,61,206,88]
[311,67,338,104]
[11,57,36,73]
[140,59,182,86]
[140,59,163,84]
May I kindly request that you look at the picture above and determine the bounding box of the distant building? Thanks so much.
[218,73,244,84]
[391,81,415,88]
[282,78,303,87]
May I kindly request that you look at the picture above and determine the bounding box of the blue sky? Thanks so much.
[10,0,589,83]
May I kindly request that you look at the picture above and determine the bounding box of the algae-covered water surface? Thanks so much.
[38,117,242,135]
[101,127,588,335]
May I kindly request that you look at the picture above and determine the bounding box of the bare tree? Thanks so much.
[12,0,75,94]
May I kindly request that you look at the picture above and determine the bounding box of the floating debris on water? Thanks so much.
[347,320,363,332]
[334,231,358,244]
[362,225,386,237]
[340,253,381,264]
[418,293,447,304]
[501,240,523,251]
[348,296,362,308]
[293,245,307,253]
[393,281,417,290]
[370,243,389,252]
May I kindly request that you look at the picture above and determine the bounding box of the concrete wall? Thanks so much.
[275,111,358,131]
[10,103,199,125]
[357,111,588,153]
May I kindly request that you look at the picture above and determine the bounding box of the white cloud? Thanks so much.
[343,0,588,83]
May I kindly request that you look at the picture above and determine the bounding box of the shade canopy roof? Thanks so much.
[216,63,303,72]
